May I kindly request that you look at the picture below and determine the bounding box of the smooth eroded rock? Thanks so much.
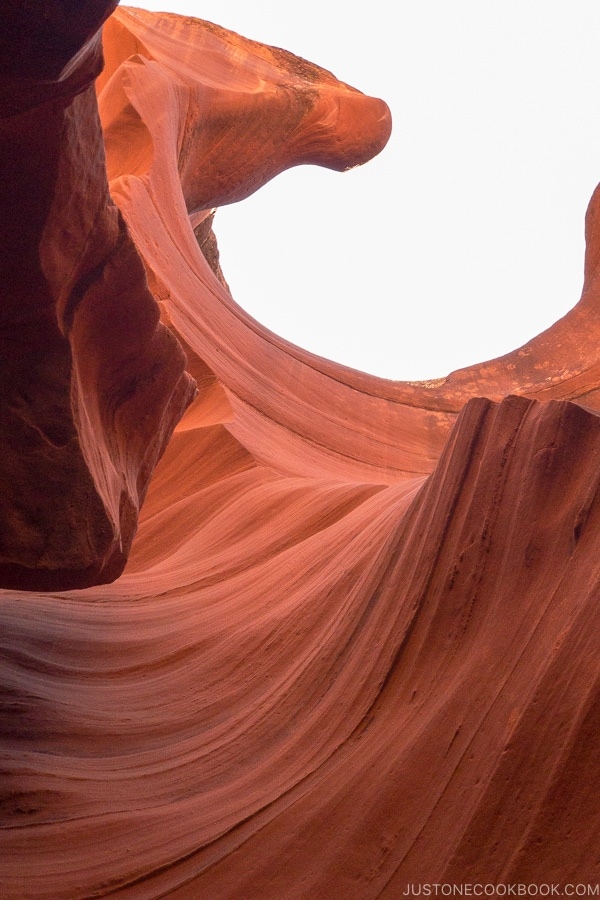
[0,4,598,896]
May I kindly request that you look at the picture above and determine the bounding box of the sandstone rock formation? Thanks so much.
[0,0,196,591]
[0,4,599,897]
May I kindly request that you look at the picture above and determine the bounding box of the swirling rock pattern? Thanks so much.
[0,4,599,897]
[0,0,196,591]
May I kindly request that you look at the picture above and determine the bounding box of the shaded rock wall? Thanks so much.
[0,0,195,590]
[0,4,598,897]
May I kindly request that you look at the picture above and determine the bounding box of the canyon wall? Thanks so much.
[0,5,598,896]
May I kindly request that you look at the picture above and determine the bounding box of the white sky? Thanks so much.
[124,2,600,381]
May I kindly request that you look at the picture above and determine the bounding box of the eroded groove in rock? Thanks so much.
[0,3,599,897]
[0,0,195,590]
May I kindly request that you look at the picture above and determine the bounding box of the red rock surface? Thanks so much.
[0,5,599,897]
[0,0,196,591]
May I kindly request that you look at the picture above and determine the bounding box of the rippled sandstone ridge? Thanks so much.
[0,3,599,896]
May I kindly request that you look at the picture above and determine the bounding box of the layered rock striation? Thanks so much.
[0,4,599,896]
[0,0,195,590]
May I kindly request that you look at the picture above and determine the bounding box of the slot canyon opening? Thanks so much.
[133,0,600,382]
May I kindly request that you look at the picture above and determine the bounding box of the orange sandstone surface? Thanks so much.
[0,4,599,897]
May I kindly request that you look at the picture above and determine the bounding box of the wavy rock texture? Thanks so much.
[0,0,196,591]
[1,5,599,897]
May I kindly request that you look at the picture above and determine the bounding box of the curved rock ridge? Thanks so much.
[0,0,196,590]
[1,395,599,895]
[0,4,599,896]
